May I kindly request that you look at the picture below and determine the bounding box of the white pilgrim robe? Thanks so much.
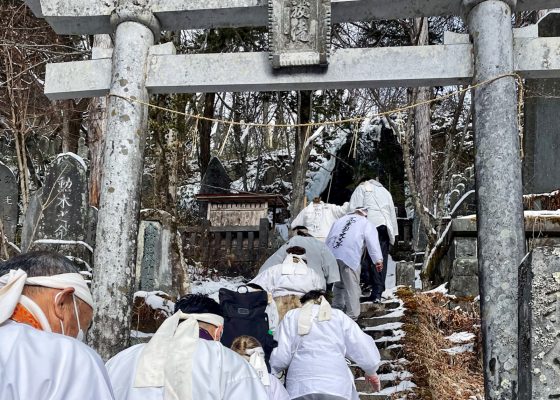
[267,374,290,400]
[0,320,115,400]
[291,201,350,241]
[106,340,268,400]
[270,305,380,400]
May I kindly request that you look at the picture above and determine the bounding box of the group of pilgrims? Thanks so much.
[0,176,398,400]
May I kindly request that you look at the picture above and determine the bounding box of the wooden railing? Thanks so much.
[179,218,271,276]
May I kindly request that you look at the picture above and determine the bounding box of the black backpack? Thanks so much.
[219,286,277,369]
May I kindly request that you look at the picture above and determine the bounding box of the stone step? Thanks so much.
[358,394,391,400]
[354,377,395,392]
[359,315,403,328]
[360,301,401,314]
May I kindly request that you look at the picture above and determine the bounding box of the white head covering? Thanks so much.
[297,295,332,336]
[281,253,308,275]
[246,347,270,386]
[0,268,93,330]
[134,311,224,400]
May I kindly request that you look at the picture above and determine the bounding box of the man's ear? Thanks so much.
[53,287,76,321]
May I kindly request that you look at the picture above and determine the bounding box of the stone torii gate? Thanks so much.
[25,0,560,398]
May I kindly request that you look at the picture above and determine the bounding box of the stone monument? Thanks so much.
[0,161,18,244]
[519,246,560,399]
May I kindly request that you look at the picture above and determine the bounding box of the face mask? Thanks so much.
[55,292,85,341]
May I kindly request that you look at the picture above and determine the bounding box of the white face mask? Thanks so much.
[55,292,85,341]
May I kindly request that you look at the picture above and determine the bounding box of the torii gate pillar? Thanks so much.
[464,1,525,399]
[89,2,160,360]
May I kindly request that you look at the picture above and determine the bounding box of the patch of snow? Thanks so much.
[384,255,396,290]
[415,269,422,290]
[424,282,448,295]
[190,276,246,302]
[374,380,417,395]
[442,343,474,355]
[450,190,475,215]
[134,291,175,316]
[33,239,93,253]
[363,321,403,331]
[445,332,476,344]
[378,371,413,381]
[370,308,405,320]
[57,152,87,171]
[373,329,405,342]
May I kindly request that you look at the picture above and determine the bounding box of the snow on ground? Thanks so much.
[445,332,476,344]
[363,321,403,331]
[423,282,448,295]
[375,380,417,395]
[134,291,175,316]
[442,343,475,355]
[189,276,246,302]
[414,269,422,290]
[384,255,396,289]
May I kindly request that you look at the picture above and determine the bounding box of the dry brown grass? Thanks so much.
[396,287,484,400]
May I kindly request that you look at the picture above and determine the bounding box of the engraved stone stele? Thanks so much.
[0,161,18,243]
[21,153,94,274]
[519,246,560,399]
[269,0,331,68]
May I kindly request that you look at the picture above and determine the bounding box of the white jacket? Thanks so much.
[291,201,350,241]
[326,214,383,271]
[0,321,114,400]
[106,341,267,400]
[349,179,399,244]
[270,305,380,400]
[251,255,325,298]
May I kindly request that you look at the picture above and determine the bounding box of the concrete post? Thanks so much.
[90,4,160,360]
[463,1,525,399]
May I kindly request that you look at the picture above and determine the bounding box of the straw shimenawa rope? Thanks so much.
[108,73,525,130]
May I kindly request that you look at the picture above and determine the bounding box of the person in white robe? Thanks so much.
[326,208,383,319]
[0,251,115,400]
[106,293,268,400]
[259,229,340,286]
[231,335,290,400]
[270,290,381,400]
[251,247,325,324]
[290,198,350,241]
[349,177,398,301]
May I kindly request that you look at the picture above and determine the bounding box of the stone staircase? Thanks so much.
[353,297,416,399]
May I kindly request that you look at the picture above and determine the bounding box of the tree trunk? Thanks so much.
[413,17,433,209]
[291,90,313,217]
[197,92,216,179]
[87,34,112,208]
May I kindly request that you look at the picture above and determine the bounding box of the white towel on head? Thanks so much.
[246,347,270,386]
[134,311,224,400]
[0,269,93,326]
[297,296,332,336]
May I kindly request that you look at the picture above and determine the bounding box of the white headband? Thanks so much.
[0,269,93,325]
